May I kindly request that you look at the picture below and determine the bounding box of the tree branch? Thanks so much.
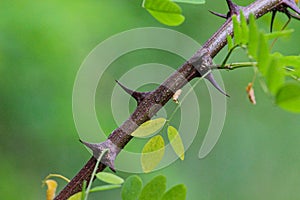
[55,0,297,199]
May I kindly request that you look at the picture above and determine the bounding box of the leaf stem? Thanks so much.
[212,61,257,70]
[84,149,109,200]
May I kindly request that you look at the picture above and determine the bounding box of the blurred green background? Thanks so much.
[1,0,300,199]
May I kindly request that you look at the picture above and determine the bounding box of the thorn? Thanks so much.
[226,0,241,16]
[287,10,300,20]
[80,139,119,172]
[283,0,300,15]
[270,10,277,32]
[209,10,227,19]
[205,73,230,97]
[115,80,149,105]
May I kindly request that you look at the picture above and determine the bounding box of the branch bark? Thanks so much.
[55,0,295,199]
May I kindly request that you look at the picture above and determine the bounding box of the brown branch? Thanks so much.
[55,0,298,199]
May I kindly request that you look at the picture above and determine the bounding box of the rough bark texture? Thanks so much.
[55,0,299,199]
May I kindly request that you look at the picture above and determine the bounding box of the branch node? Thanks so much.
[116,80,150,105]
[209,0,242,20]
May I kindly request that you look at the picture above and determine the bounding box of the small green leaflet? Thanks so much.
[96,172,124,185]
[276,83,300,113]
[131,118,166,138]
[265,53,285,94]
[142,0,185,26]
[68,192,82,200]
[68,185,121,200]
[121,175,143,200]
[171,0,205,4]
[161,184,187,200]
[89,185,121,192]
[139,175,167,200]
[167,126,185,160]
[141,135,165,173]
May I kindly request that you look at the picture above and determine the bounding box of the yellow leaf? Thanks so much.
[131,118,166,138]
[141,135,165,173]
[45,180,57,200]
[167,126,185,160]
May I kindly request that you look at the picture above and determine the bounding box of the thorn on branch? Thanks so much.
[283,0,300,15]
[80,139,120,172]
[209,0,242,19]
[190,49,229,97]
[116,80,150,105]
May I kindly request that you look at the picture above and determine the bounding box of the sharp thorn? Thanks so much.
[80,139,118,171]
[270,11,277,32]
[116,80,149,105]
[226,0,241,16]
[283,0,300,15]
[288,10,300,20]
[209,10,227,19]
[205,73,230,97]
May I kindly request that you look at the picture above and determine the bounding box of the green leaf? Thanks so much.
[265,53,285,94]
[171,0,205,4]
[282,56,300,77]
[89,185,121,192]
[265,29,294,40]
[248,14,258,59]
[131,118,166,138]
[139,175,167,200]
[226,34,234,51]
[167,126,185,160]
[142,0,185,26]
[232,15,242,45]
[257,33,270,75]
[240,10,249,45]
[276,82,300,113]
[141,135,165,173]
[121,175,143,200]
[95,172,124,185]
[68,192,82,200]
[161,184,187,200]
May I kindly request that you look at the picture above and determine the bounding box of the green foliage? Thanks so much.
[167,126,185,160]
[142,0,204,26]
[121,175,187,200]
[141,135,165,173]
[139,175,167,200]
[89,185,122,192]
[142,0,185,26]
[276,83,300,113]
[122,175,143,200]
[227,12,300,113]
[131,118,166,137]
[161,184,187,200]
[96,172,124,185]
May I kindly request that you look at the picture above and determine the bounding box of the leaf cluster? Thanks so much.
[227,12,300,113]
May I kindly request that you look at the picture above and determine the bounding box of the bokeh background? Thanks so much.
[1,0,300,199]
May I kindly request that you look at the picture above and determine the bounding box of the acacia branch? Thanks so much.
[55,0,299,199]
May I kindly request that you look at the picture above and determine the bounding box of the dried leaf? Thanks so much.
[246,83,256,105]
[45,180,57,200]
[172,89,182,104]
